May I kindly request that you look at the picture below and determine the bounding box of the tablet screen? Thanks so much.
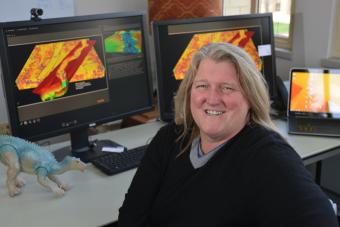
[289,68,340,119]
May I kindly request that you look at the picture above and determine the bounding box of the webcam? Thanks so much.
[31,8,43,21]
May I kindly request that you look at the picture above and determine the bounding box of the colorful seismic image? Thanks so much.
[16,39,105,101]
[290,72,340,113]
[104,30,142,54]
[173,29,262,80]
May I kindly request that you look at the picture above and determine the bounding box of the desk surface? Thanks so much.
[1,120,340,227]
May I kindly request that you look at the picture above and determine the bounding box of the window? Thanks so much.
[223,0,295,49]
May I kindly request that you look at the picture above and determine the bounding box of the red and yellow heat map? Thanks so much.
[16,39,105,101]
[290,72,340,113]
[173,29,262,80]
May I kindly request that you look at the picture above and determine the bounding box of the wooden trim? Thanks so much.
[331,0,340,58]
[251,0,258,13]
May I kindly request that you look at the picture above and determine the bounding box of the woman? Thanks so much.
[118,43,337,227]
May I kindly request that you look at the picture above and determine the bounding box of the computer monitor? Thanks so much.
[153,13,279,122]
[288,68,340,136]
[0,11,153,162]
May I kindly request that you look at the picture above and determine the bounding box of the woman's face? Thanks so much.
[190,58,250,144]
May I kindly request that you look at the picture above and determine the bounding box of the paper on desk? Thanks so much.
[102,146,125,153]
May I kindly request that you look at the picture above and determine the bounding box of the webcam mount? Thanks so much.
[31,8,43,21]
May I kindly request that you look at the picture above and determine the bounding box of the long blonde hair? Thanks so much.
[174,42,277,152]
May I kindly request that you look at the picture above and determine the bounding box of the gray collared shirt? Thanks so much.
[189,137,228,169]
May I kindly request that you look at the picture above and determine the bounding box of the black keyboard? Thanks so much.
[91,144,148,175]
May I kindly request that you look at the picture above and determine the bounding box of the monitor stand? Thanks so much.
[53,128,126,163]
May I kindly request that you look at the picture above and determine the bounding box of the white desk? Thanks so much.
[1,120,340,227]
[274,120,340,165]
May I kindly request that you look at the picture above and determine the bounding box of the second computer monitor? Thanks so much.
[153,13,277,122]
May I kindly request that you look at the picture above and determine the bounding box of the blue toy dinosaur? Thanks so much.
[0,135,87,197]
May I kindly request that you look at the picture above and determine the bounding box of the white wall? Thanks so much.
[276,0,337,80]
[74,0,147,15]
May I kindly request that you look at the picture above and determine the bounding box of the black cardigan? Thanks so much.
[118,122,338,227]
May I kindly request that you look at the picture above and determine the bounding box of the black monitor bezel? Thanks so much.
[152,13,278,122]
[0,11,154,142]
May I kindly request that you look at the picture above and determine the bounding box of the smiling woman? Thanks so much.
[174,42,274,153]
[189,58,250,153]
[117,43,338,227]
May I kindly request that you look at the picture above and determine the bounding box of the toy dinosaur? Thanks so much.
[0,135,87,197]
